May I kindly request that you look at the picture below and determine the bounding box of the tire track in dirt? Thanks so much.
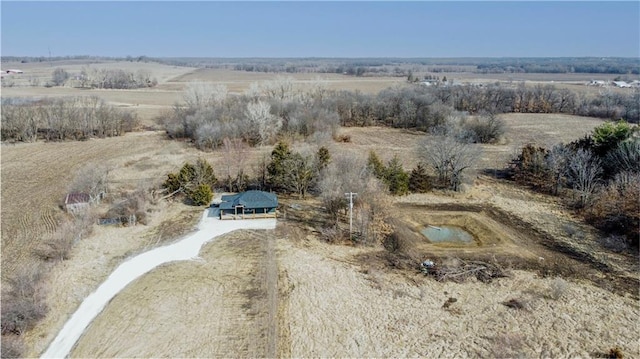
[264,233,278,358]
[40,208,58,235]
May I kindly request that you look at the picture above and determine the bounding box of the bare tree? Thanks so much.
[244,82,262,101]
[545,144,570,195]
[68,163,109,202]
[567,149,602,207]
[418,131,479,191]
[283,152,315,197]
[222,137,249,191]
[183,81,228,109]
[318,155,371,223]
[51,68,69,86]
[245,100,282,145]
[262,76,296,101]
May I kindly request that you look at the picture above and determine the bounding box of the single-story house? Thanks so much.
[218,190,278,220]
[64,192,91,214]
[613,81,631,88]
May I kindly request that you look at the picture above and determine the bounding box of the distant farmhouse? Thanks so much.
[218,190,278,220]
[1,69,24,79]
[587,80,639,88]
[613,81,632,88]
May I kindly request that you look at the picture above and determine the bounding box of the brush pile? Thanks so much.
[421,258,511,283]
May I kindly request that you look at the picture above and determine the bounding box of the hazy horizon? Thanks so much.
[2,1,639,58]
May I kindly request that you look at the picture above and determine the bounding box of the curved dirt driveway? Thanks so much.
[41,210,276,358]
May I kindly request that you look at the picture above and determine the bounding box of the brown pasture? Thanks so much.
[0,132,187,281]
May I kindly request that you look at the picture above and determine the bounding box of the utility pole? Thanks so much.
[344,192,357,238]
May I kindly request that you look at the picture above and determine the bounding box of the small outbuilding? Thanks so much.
[218,190,278,220]
[64,192,91,214]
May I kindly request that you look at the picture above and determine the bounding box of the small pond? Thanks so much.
[421,225,474,244]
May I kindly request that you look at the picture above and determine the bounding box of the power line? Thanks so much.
[344,192,357,238]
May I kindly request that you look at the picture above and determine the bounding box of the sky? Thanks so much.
[1,1,639,58]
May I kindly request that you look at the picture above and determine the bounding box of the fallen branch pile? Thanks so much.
[422,259,511,283]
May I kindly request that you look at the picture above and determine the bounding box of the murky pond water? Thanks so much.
[421,225,474,244]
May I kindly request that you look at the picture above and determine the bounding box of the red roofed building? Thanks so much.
[64,193,90,214]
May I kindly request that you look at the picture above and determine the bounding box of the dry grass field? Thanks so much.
[2,62,637,358]
[276,236,639,358]
[68,229,279,358]
[334,113,605,171]
[0,132,194,281]
[172,68,406,94]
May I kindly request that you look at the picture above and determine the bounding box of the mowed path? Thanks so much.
[0,132,170,280]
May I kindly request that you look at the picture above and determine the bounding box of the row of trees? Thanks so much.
[334,83,639,126]
[162,79,638,157]
[1,97,138,142]
[476,58,640,75]
[161,79,340,149]
[51,67,157,89]
[511,121,639,247]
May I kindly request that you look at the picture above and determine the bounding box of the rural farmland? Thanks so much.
[2,2,640,356]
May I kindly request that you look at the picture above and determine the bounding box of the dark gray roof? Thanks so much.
[219,191,278,210]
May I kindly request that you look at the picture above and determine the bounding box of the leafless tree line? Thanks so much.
[1,97,138,142]
[161,78,339,149]
[333,83,639,127]
[76,67,157,89]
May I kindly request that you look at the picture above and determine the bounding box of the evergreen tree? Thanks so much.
[409,163,432,193]
[385,156,409,196]
[267,141,292,191]
[316,146,331,172]
[367,150,386,180]
[189,184,213,206]
[163,158,217,206]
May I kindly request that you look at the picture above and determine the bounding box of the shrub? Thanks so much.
[188,184,213,206]
[320,226,347,243]
[591,120,634,157]
[1,264,48,336]
[548,277,568,300]
[334,134,351,143]
[502,297,530,310]
[511,144,549,188]
[586,172,640,247]
[35,214,94,261]
[106,189,150,225]
[462,113,505,144]
[51,68,69,86]
[608,347,624,359]
[1,335,25,358]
